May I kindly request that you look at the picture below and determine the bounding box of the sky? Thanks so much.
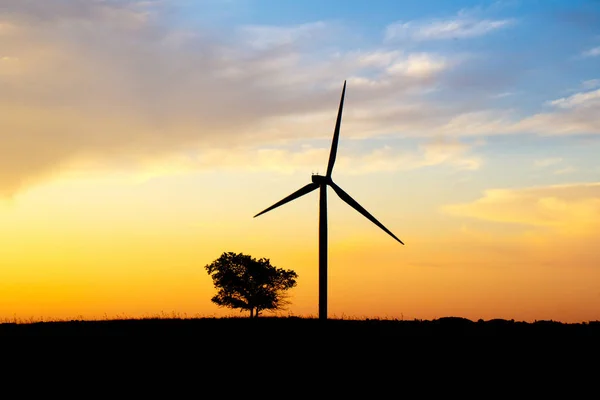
[1,0,599,323]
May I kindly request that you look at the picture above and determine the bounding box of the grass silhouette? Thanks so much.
[2,314,599,338]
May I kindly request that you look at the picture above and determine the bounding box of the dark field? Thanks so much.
[2,316,599,339]
[5,316,599,372]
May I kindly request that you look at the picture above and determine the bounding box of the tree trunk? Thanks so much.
[256,309,260,318]
[249,308,254,318]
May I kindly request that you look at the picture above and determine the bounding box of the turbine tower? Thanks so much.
[254,81,404,321]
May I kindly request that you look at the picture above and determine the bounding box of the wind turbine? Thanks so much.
[254,81,404,321]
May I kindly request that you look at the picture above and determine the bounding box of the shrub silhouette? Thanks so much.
[205,252,298,318]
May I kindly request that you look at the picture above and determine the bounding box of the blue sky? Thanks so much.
[173,0,600,118]
[1,0,599,196]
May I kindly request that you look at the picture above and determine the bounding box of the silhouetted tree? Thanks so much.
[205,252,298,318]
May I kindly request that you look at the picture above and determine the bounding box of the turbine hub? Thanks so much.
[311,174,329,184]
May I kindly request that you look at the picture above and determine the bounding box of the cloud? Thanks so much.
[0,2,336,195]
[439,181,600,277]
[490,91,517,99]
[85,136,483,182]
[511,89,600,135]
[0,0,597,197]
[238,22,328,50]
[554,166,577,175]
[343,140,482,174]
[386,53,447,78]
[356,50,401,68]
[385,10,514,42]
[547,88,600,109]
[582,46,600,57]
[442,182,600,235]
[534,157,562,167]
[438,88,600,137]
[0,1,472,196]
[582,79,600,90]
[418,137,482,170]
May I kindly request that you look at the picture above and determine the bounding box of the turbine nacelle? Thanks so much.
[311,174,330,185]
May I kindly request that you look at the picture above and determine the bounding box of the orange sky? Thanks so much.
[1,172,599,323]
[1,0,599,323]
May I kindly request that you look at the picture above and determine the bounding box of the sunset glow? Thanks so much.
[1,0,599,323]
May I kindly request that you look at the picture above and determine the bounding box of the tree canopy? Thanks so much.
[204,252,298,318]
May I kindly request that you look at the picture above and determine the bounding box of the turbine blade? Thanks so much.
[326,80,347,178]
[329,182,404,244]
[254,182,320,218]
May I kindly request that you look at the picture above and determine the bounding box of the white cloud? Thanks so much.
[435,110,516,136]
[84,138,483,180]
[338,142,481,174]
[357,51,401,68]
[490,91,517,99]
[386,53,447,78]
[238,22,327,50]
[510,88,600,135]
[582,46,600,57]
[548,88,600,109]
[0,0,597,197]
[385,11,514,41]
